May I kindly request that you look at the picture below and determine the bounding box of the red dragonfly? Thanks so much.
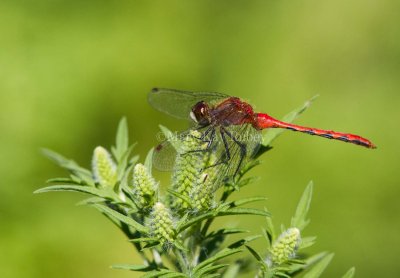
[148,88,375,181]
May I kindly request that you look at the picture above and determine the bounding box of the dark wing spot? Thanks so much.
[155,144,163,151]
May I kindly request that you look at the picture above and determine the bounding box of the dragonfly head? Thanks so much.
[190,101,211,126]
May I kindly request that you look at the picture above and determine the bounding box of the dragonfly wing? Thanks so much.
[152,140,178,171]
[199,123,261,187]
[148,88,229,120]
[152,128,195,171]
[219,124,261,180]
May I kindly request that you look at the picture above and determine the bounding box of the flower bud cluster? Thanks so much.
[149,202,176,245]
[268,227,301,265]
[169,130,218,213]
[92,146,117,188]
[132,163,157,210]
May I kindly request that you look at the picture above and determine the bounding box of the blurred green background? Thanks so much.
[1,0,399,277]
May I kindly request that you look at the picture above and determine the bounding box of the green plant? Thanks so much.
[36,98,355,277]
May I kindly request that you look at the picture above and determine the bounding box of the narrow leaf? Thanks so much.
[46,177,82,184]
[141,269,186,278]
[144,148,154,173]
[245,245,264,263]
[299,236,317,249]
[222,207,270,217]
[128,237,159,243]
[230,196,267,207]
[342,267,355,278]
[263,210,275,244]
[34,185,111,198]
[205,228,249,239]
[303,253,334,278]
[222,263,241,278]
[76,197,105,206]
[92,204,149,233]
[227,235,261,249]
[112,264,157,271]
[194,264,229,278]
[114,117,129,162]
[42,148,93,182]
[291,181,313,230]
[192,249,241,274]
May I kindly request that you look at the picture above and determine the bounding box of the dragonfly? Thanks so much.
[148,88,376,182]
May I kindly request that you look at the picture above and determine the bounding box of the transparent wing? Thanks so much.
[152,140,178,171]
[148,88,229,120]
[152,124,261,186]
[208,123,262,185]
[152,128,195,171]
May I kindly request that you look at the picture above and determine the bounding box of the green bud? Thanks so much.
[169,130,209,212]
[132,163,157,209]
[149,202,175,245]
[92,146,117,188]
[269,228,301,265]
[190,160,219,212]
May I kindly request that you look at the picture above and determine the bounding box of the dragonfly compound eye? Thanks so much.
[190,101,210,126]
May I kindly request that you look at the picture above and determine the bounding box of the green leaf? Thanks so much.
[202,275,220,278]
[141,241,162,250]
[303,253,334,278]
[245,245,264,263]
[130,154,140,165]
[222,262,241,278]
[116,144,136,181]
[291,181,313,230]
[42,148,94,184]
[91,204,149,233]
[177,211,215,233]
[205,228,249,239]
[222,207,270,217]
[167,190,193,208]
[245,245,269,276]
[262,95,318,146]
[263,211,275,245]
[177,208,269,233]
[229,196,267,207]
[144,148,154,173]
[192,249,241,275]
[112,264,157,271]
[34,185,114,199]
[193,264,229,278]
[46,177,82,184]
[173,241,188,252]
[342,267,355,278]
[287,252,327,274]
[227,235,261,249]
[236,176,260,188]
[76,197,105,206]
[299,236,317,249]
[128,237,159,243]
[112,117,129,162]
[140,269,187,278]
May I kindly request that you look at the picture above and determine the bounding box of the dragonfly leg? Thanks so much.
[203,127,232,170]
[222,127,247,177]
[181,128,216,155]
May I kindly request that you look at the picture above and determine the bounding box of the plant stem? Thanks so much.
[174,248,189,274]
